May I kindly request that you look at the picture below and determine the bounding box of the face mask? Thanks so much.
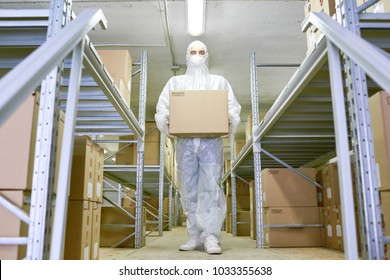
[188,55,206,66]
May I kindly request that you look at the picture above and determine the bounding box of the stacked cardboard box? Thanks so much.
[254,168,323,247]
[304,1,390,52]
[116,122,161,166]
[0,92,64,259]
[304,0,336,51]
[234,140,246,158]
[64,136,104,260]
[225,178,252,236]
[97,49,132,108]
[319,163,342,251]
[369,91,390,259]
[99,205,146,247]
[144,197,170,232]
[380,191,390,259]
[319,159,362,252]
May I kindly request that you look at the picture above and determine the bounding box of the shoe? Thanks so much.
[179,238,202,251]
[204,236,222,255]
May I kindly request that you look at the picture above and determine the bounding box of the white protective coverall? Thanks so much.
[155,40,241,247]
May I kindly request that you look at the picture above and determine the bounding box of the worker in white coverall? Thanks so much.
[155,40,241,255]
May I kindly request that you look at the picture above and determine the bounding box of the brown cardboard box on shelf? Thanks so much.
[263,206,322,225]
[116,122,161,165]
[226,177,251,196]
[321,162,340,206]
[262,206,323,247]
[113,77,131,107]
[304,1,336,51]
[93,144,104,203]
[249,180,258,212]
[261,168,318,207]
[226,177,251,214]
[322,205,344,251]
[380,190,390,259]
[64,200,93,260]
[99,206,146,247]
[226,193,250,214]
[0,190,30,259]
[369,91,390,191]
[69,136,95,201]
[380,190,390,236]
[169,90,229,137]
[234,140,246,158]
[97,49,132,107]
[144,122,161,142]
[0,93,64,193]
[310,0,336,17]
[264,227,323,248]
[115,135,136,165]
[90,202,102,260]
[0,93,37,191]
[226,211,251,236]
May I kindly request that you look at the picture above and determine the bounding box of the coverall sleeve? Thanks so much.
[225,80,241,135]
[155,78,173,133]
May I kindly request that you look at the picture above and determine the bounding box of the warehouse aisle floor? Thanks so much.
[99,226,345,260]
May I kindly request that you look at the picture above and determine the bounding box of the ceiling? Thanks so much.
[2,0,308,141]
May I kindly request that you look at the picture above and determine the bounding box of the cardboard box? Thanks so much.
[226,211,251,236]
[90,202,102,260]
[64,200,93,260]
[380,190,390,236]
[264,227,323,248]
[0,93,37,191]
[169,90,229,137]
[0,92,64,193]
[322,205,343,250]
[0,190,30,259]
[322,162,340,206]
[261,168,318,207]
[69,136,95,201]
[234,140,246,157]
[369,91,390,191]
[310,0,336,16]
[93,145,104,203]
[97,49,132,106]
[380,190,390,259]
[263,206,322,225]
[115,136,136,165]
[226,177,251,195]
[262,206,323,248]
[99,206,146,247]
[116,122,161,165]
[226,194,250,213]
[304,1,336,51]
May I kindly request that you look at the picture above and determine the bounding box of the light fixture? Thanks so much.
[186,0,206,36]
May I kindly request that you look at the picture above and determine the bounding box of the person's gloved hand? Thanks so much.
[164,122,174,139]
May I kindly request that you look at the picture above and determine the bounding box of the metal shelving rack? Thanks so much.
[223,0,390,260]
[0,0,151,258]
[103,132,178,237]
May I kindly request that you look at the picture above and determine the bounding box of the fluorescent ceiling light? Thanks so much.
[186,0,206,36]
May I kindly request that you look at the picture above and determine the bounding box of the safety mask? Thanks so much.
[188,55,206,67]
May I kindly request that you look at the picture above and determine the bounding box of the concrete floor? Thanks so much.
[99,226,345,260]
